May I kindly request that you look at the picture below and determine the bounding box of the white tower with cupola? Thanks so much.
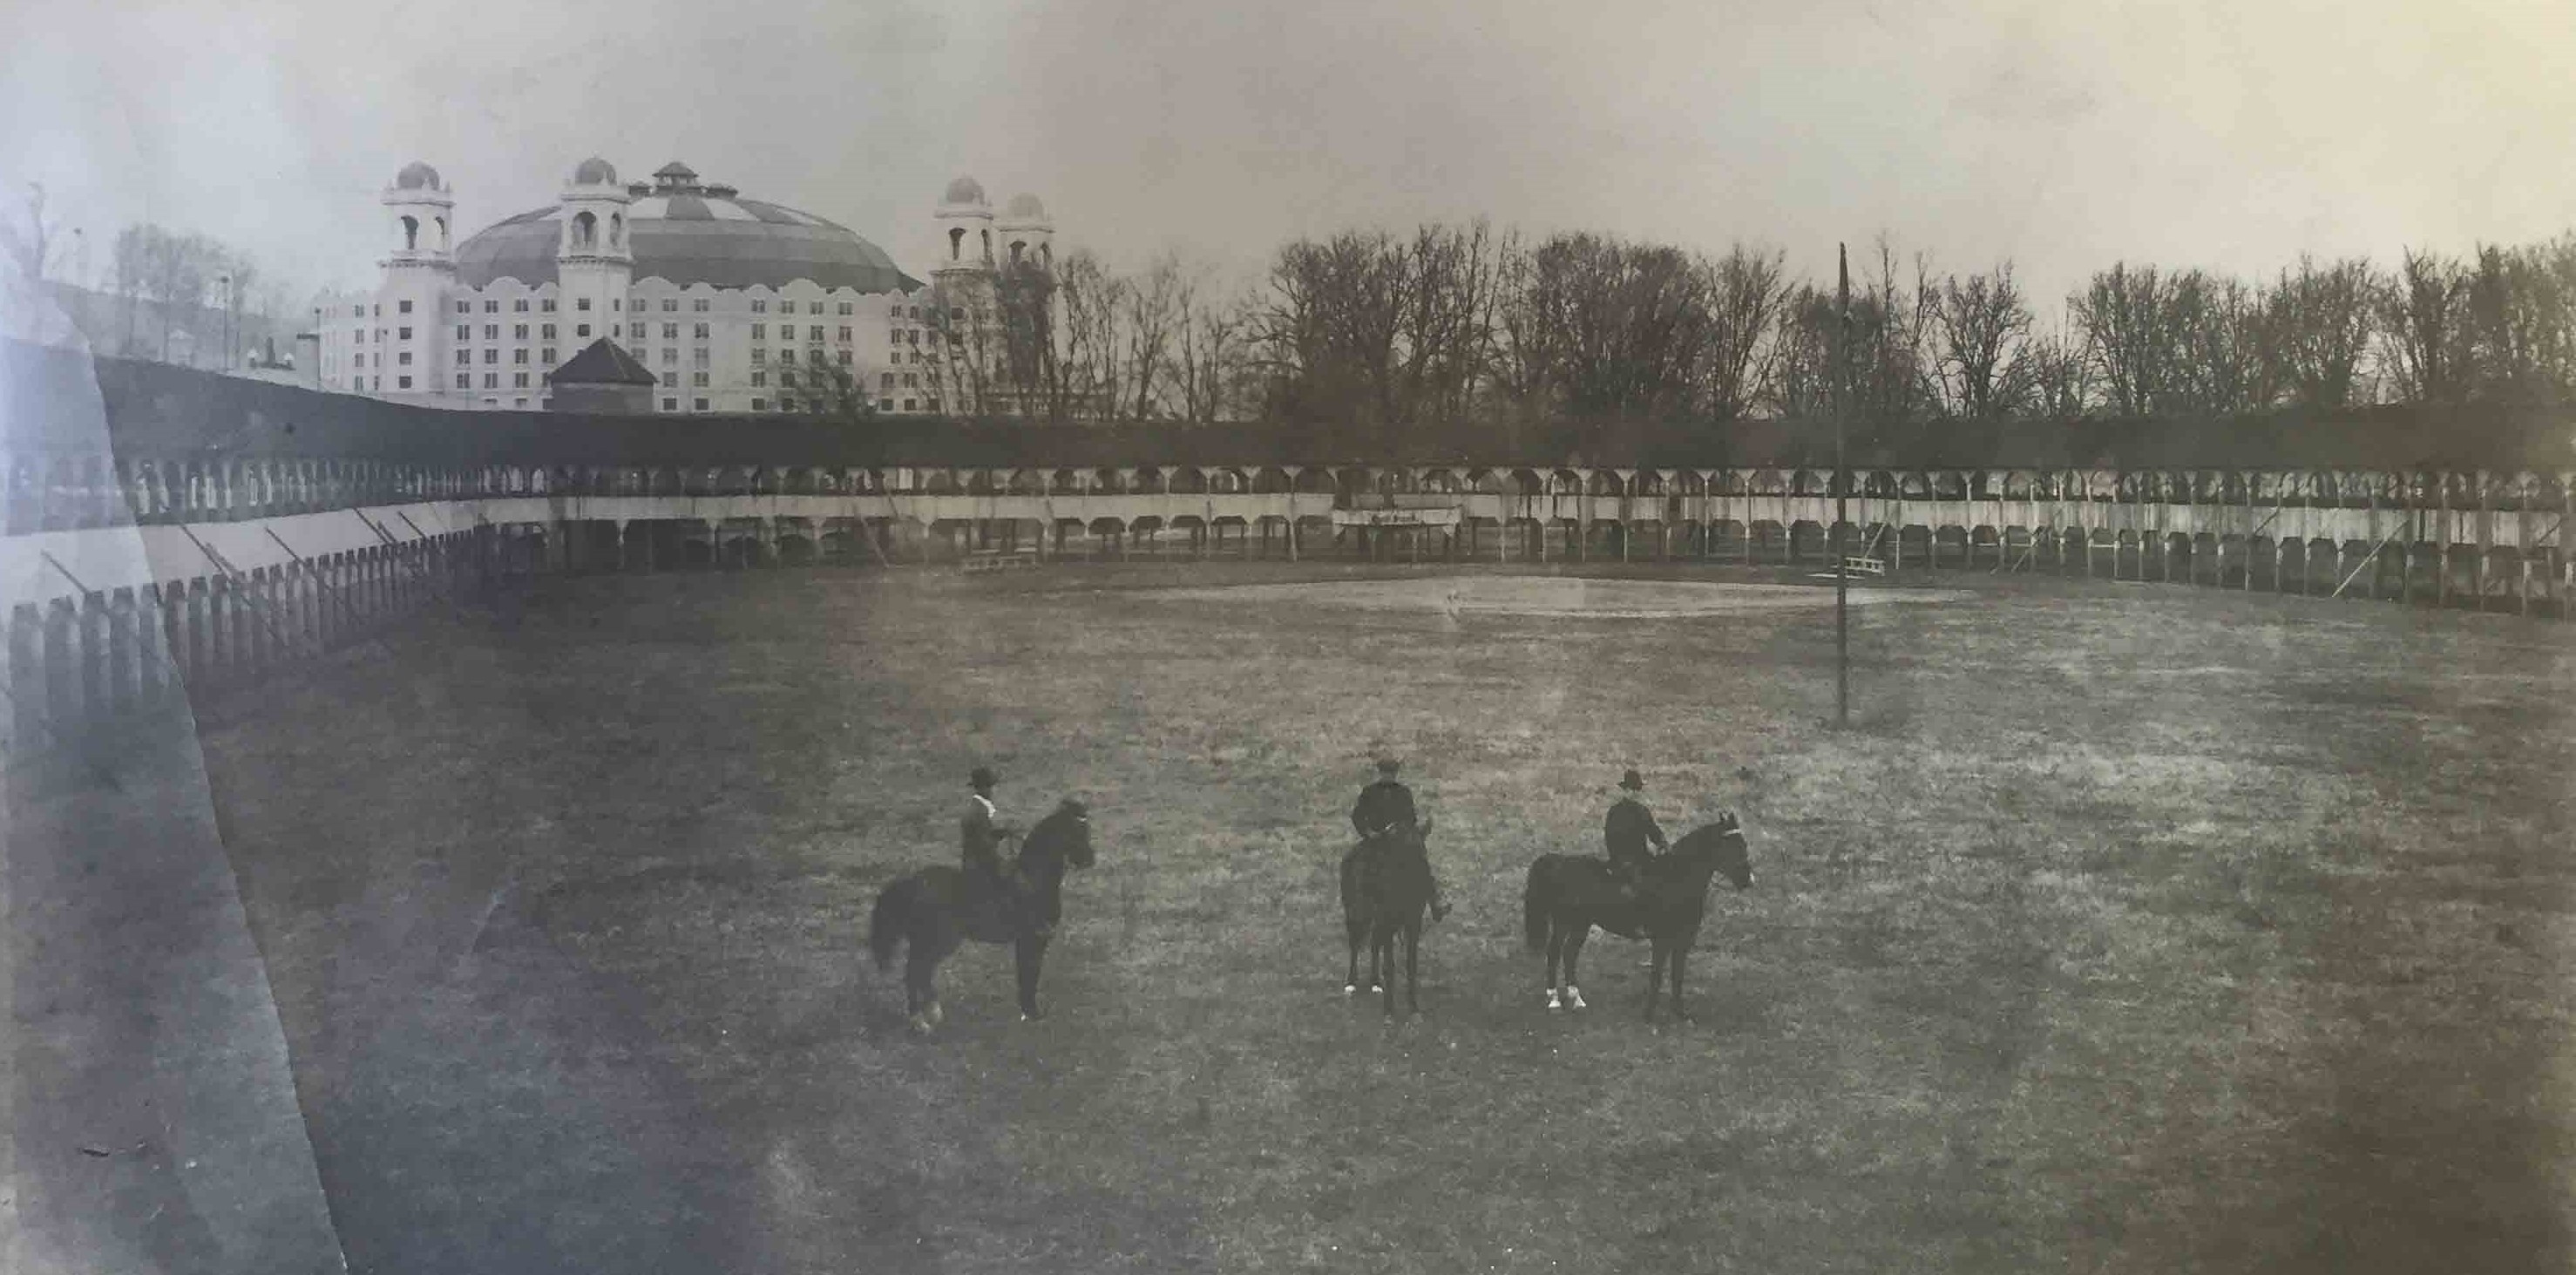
[376,159,458,401]
[995,193,1054,274]
[554,156,634,350]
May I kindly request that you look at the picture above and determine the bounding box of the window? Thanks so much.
[837,350,851,365]
[456,301,471,314]
[541,299,556,312]
[692,371,708,387]
[694,397,709,410]
[456,324,470,340]
[662,323,678,339]
[751,299,769,314]
[576,324,590,338]
[750,370,766,386]
[750,397,767,410]
[750,348,765,364]
[661,373,675,388]
[455,373,471,389]
[750,323,765,340]
[397,326,412,339]
[513,323,529,339]
[909,306,920,320]
[951,307,965,321]
[541,324,556,339]
[809,302,824,315]
[515,397,528,407]
[352,329,364,344]
[513,372,530,388]
[662,397,677,410]
[802,325,817,342]
[483,349,498,364]
[630,322,645,339]
[903,397,916,410]
[693,323,708,339]
[890,329,901,345]
[613,299,622,311]
[485,324,498,339]
[484,373,498,389]
[398,300,413,314]
[925,397,940,412]
[661,348,677,363]
[398,375,412,389]
[542,348,555,363]
[880,398,895,411]
[780,370,797,388]
[692,299,708,312]
[907,329,919,344]
[513,349,529,364]
[837,326,851,342]
[661,299,678,312]
[397,351,413,366]
[904,374,918,388]
[881,372,895,390]
[484,301,498,313]
[577,297,592,311]
[454,349,470,365]
[808,349,824,365]
[513,299,530,313]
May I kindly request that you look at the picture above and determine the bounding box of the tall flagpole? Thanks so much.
[1835,243,1850,728]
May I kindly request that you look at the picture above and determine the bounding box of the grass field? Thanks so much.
[189,558,2576,1273]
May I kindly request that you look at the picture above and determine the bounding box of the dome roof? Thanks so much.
[571,156,618,186]
[395,160,442,191]
[453,190,923,293]
[1001,193,1047,220]
[942,175,987,206]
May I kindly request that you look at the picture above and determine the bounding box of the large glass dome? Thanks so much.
[454,182,920,294]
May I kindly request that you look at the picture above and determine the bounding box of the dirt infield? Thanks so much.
[1145,574,1974,617]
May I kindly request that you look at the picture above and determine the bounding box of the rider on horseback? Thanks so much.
[1352,756,1450,923]
[963,765,1045,938]
[1604,768,1668,909]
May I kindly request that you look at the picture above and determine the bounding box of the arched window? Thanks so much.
[980,228,991,259]
[609,214,623,248]
[1010,240,1027,264]
[572,211,597,250]
[435,216,449,249]
[401,215,419,250]
[949,227,965,261]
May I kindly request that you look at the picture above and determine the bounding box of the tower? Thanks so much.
[377,160,457,400]
[996,193,1054,273]
[556,156,634,349]
[932,175,994,281]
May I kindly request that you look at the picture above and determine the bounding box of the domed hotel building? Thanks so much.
[312,158,1054,415]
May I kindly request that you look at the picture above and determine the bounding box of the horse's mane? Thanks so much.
[1660,815,1744,867]
[1019,798,1089,865]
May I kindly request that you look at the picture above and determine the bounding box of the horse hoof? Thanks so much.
[1371,984,1385,994]
[1545,993,1562,1011]
[907,1014,933,1036]
[1343,984,1357,996]
[1020,1011,1045,1023]
[925,1003,945,1027]
[1568,988,1589,1011]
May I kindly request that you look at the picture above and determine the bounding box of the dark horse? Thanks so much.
[1522,811,1753,1021]
[868,797,1095,1034]
[1339,816,1435,1017]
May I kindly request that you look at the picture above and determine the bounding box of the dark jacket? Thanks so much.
[1604,797,1668,871]
[962,793,1014,878]
[1352,779,1418,838]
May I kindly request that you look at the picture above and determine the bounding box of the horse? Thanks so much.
[867,797,1095,1034]
[1522,810,1753,1021]
[1338,815,1436,1017]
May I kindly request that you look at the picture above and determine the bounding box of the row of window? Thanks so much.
[453,348,556,365]
[453,372,538,390]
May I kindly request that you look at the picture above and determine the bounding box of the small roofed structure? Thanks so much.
[548,337,656,414]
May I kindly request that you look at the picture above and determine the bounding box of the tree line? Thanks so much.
[940,222,2576,457]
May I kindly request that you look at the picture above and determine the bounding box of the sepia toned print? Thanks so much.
[3,3,2573,1272]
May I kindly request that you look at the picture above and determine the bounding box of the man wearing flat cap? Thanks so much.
[1603,767,1668,907]
[1351,755,1450,923]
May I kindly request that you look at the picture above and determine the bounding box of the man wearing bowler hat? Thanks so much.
[1603,767,1668,908]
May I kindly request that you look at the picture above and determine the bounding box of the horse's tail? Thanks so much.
[1523,859,1551,952]
[869,876,916,971]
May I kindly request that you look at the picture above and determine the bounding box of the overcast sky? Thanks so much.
[7,0,2573,314]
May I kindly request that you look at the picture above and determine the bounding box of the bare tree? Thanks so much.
[1695,243,1789,422]
[0,182,68,283]
[2019,315,2096,418]
[2071,261,2175,417]
[1170,264,1251,425]
[2266,254,2382,409]
[2377,248,2467,405]
[1931,262,2032,418]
